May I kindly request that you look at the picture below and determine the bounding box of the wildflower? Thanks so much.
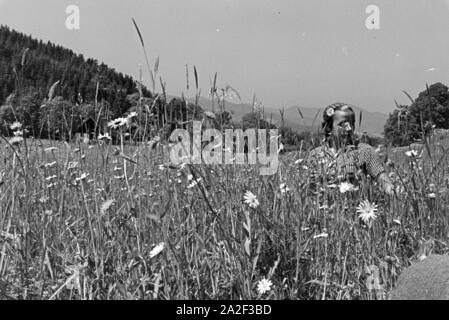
[45,161,57,168]
[9,136,23,145]
[356,200,378,224]
[80,172,89,180]
[45,175,57,181]
[339,182,355,193]
[187,178,202,189]
[405,150,418,157]
[280,183,290,194]
[108,117,129,129]
[75,172,89,183]
[10,121,22,130]
[294,158,304,165]
[127,111,138,119]
[100,199,115,215]
[256,278,272,295]
[313,232,329,239]
[98,133,111,140]
[149,242,165,258]
[13,130,23,137]
[244,190,259,208]
[158,164,165,171]
[427,193,436,199]
[187,174,193,181]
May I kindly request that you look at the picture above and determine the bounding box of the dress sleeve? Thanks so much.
[360,144,385,178]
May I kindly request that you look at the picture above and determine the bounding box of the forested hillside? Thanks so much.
[0,25,151,113]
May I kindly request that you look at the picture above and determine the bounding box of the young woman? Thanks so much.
[307,102,393,195]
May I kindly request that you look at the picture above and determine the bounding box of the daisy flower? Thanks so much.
[149,242,165,258]
[10,121,22,130]
[187,177,202,189]
[127,111,138,119]
[244,190,259,208]
[405,150,418,157]
[356,200,378,224]
[98,133,111,140]
[313,232,329,239]
[339,182,355,193]
[280,183,290,194]
[108,117,129,129]
[256,278,272,295]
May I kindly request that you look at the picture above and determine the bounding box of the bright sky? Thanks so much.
[1,0,449,113]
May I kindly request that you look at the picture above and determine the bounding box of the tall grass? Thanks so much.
[0,125,449,299]
[1,27,449,300]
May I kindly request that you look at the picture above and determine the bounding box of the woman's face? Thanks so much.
[331,110,354,145]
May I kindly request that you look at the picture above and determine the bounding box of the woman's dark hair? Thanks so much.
[322,102,356,137]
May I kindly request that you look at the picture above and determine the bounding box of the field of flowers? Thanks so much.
[1,119,448,300]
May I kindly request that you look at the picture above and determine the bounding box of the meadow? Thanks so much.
[1,122,448,300]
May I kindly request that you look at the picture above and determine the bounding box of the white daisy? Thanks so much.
[98,133,111,140]
[356,200,378,224]
[10,121,22,130]
[280,183,290,194]
[405,150,418,157]
[149,242,165,258]
[187,178,202,189]
[127,111,138,119]
[313,232,329,239]
[256,278,272,295]
[339,182,355,193]
[244,190,259,208]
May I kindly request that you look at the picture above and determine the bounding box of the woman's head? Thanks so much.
[322,103,356,144]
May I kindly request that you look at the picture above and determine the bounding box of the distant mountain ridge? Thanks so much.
[167,95,388,135]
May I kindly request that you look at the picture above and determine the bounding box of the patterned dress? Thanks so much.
[307,142,385,187]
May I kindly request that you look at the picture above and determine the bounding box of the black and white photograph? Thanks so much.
[1,0,449,303]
